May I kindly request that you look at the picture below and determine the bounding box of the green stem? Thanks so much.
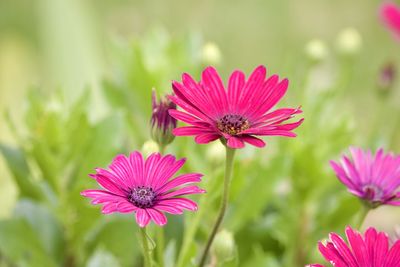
[198,147,236,267]
[176,158,221,267]
[355,203,370,230]
[155,227,165,267]
[140,227,152,267]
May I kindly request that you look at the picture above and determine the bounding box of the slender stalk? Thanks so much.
[140,227,152,267]
[176,158,221,267]
[156,144,166,267]
[355,203,370,230]
[198,147,236,267]
[155,226,165,267]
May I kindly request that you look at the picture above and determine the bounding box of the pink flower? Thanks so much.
[81,152,205,227]
[307,226,400,267]
[380,2,400,40]
[330,147,400,208]
[169,66,303,149]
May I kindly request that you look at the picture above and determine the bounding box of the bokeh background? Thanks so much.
[0,0,399,266]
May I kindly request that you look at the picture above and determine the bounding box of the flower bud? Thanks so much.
[336,28,362,55]
[211,229,236,262]
[142,140,160,157]
[305,39,328,62]
[377,62,396,93]
[202,42,222,65]
[151,89,177,147]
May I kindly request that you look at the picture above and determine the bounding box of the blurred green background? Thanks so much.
[0,0,399,266]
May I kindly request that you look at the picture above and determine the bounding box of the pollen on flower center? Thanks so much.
[128,186,156,208]
[362,184,384,202]
[217,114,250,135]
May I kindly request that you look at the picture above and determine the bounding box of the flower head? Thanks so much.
[330,147,400,208]
[81,152,205,227]
[380,2,400,40]
[307,226,400,267]
[151,89,177,146]
[169,66,303,149]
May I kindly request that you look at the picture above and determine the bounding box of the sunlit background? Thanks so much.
[0,0,399,266]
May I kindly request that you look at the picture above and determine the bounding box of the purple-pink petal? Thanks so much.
[136,209,151,227]
[195,133,221,144]
[160,186,205,199]
[156,173,203,193]
[159,198,198,211]
[241,136,266,148]
[147,208,167,226]
[227,136,245,149]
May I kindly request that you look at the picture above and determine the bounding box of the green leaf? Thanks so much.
[13,200,64,261]
[85,217,141,267]
[164,240,177,267]
[0,144,43,200]
[0,218,58,267]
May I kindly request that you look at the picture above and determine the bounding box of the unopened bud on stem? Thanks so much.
[150,89,177,147]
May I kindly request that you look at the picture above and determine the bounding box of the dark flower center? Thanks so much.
[128,186,156,208]
[217,114,250,135]
[362,184,384,202]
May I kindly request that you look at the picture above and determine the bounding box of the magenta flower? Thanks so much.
[169,66,303,149]
[307,226,400,267]
[81,152,205,227]
[151,89,177,146]
[330,147,400,207]
[380,2,400,40]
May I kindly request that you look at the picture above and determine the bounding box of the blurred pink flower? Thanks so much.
[330,147,400,207]
[380,2,400,39]
[169,65,303,149]
[81,152,205,227]
[307,226,400,267]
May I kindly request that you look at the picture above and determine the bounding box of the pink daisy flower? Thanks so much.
[81,152,205,227]
[380,2,400,40]
[330,147,400,208]
[169,66,303,149]
[307,226,400,267]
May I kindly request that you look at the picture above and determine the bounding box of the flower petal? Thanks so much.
[156,173,203,193]
[201,66,229,114]
[160,186,205,199]
[129,151,145,185]
[329,232,358,267]
[158,198,198,211]
[147,208,167,226]
[135,209,151,227]
[195,133,221,144]
[226,136,245,149]
[227,70,245,113]
[241,136,266,148]
[117,201,138,213]
[173,126,214,136]
[383,239,400,267]
[154,204,184,214]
